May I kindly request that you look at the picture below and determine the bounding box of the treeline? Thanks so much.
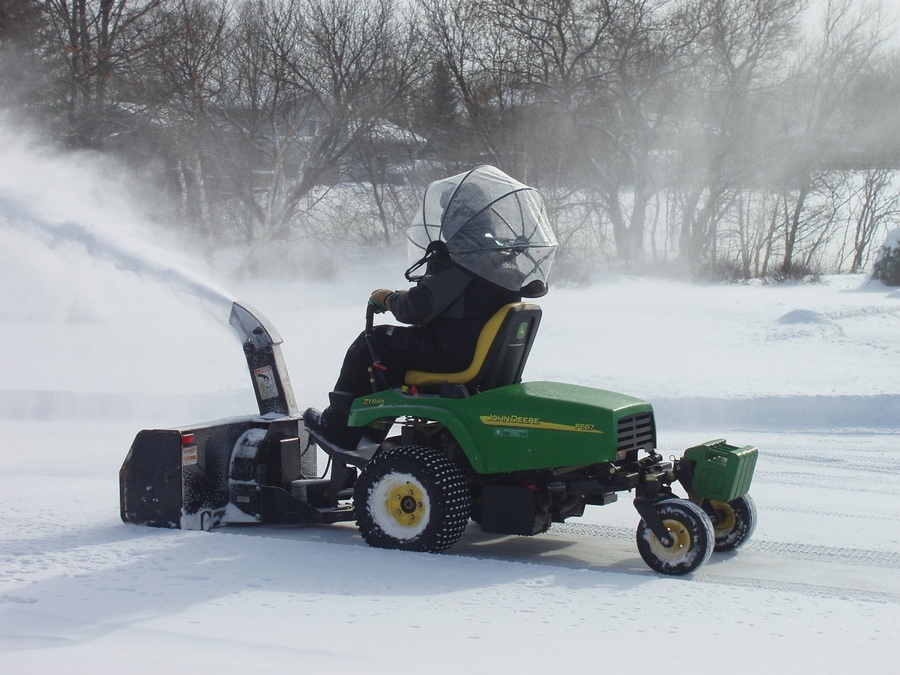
[2,0,899,280]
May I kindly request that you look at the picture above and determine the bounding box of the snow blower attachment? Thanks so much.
[120,167,759,575]
[119,301,349,531]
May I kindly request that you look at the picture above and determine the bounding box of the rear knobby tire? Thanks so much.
[354,444,471,553]
[710,494,757,552]
[636,499,714,575]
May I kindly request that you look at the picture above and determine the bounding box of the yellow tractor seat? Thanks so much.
[405,302,542,393]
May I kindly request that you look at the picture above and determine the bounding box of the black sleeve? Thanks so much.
[389,265,472,325]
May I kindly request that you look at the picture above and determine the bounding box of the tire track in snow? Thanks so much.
[762,503,897,522]
[689,573,900,604]
[226,519,900,571]
[549,522,900,567]
[754,470,900,495]
[218,521,900,604]
[544,523,900,603]
[760,451,900,475]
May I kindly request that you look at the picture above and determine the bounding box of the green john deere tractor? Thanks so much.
[120,167,758,575]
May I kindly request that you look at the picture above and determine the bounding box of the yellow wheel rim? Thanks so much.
[648,519,692,561]
[710,501,736,538]
[385,482,427,528]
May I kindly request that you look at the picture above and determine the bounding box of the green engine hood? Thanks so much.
[350,381,655,474]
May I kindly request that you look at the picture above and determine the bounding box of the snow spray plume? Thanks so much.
[0,192,234,313]
[0,117,242,327]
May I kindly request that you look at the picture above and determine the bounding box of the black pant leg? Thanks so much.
[334,324,463,397]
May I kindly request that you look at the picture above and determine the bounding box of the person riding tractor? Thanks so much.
[304,165,558,453]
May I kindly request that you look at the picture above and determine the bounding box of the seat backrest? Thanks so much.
[405,303,542,393]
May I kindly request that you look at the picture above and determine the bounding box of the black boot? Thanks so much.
[303,391,363,451]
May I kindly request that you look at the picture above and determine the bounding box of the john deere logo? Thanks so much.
[516,322,528,340]
[480,414,602,434]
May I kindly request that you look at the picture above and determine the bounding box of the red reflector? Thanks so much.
[182,433,195,445]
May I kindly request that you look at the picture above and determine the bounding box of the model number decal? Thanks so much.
[362,398,386,405]
[480,415,602,434]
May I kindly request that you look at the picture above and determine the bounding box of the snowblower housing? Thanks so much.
[407,165,557,297]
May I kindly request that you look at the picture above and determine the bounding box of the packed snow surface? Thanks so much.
[1,126,899,674]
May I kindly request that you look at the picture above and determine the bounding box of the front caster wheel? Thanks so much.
[354,444,471,553]
[709,494,757,552]
[636,499,714,575]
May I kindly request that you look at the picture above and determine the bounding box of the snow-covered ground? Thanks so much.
[1,126,899,674]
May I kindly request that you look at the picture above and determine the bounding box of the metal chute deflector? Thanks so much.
[229,301,298,417]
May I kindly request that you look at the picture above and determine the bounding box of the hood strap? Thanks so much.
[405,240,450,281]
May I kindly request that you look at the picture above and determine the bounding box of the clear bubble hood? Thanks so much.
[406,165,558,296]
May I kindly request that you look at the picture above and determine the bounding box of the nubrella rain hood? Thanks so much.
[406,165,558,297]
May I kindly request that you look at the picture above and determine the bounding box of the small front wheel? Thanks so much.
[709,494,757,552]
[354,444,471,553]
[636,499,714,575]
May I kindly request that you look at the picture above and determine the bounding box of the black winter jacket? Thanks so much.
[387,253,521,363]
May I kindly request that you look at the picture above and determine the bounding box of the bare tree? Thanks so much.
[580,0,703,263]
[5,0,897,280]
[0,0,48,110]
[671,0,803,276]
[775,0,886,276]
[135,0,231,242]
[420,0,528,170]
[845,169,900,273]
[40,0,168,145]
[204,0,421,275]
